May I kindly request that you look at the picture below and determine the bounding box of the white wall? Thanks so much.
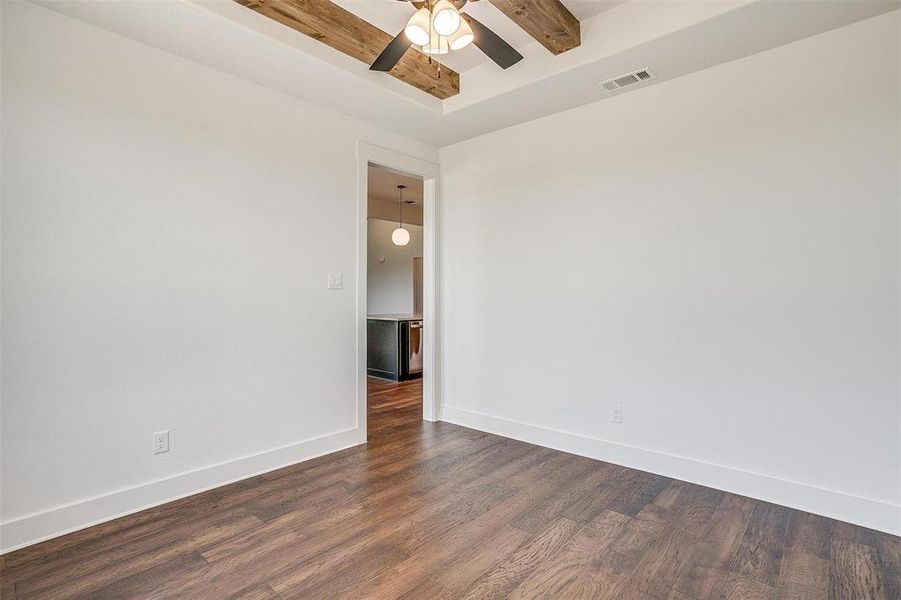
[0,1,436,551]
[439,12,901,534]
[367,219,423,315]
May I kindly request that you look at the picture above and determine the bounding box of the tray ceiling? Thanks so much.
[33,0,900,146]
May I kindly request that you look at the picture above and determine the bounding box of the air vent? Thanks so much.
[599,68,656,93]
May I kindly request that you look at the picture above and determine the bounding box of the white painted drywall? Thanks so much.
[439,12,901,533]
[0,1,436,550]
[367,219,423,315]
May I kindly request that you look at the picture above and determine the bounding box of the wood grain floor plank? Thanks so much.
[722,572,777,599]
[509,457,612,534]
[277,541,410,600]
[672,492,757,599]
[776,549,828,598]
[520,508,669,600]
[14,512,261,599]
[508,510,635,599]
[435,524,532,594]
[607,470,674,518]
[873,531,901,600]
[832,521,878,546]
[348,490,541,599]
[611,516,706,599]
[778,581,828,599]
[731,501,792,586]
[558,464,630,524]
[786,511,834,560]
[459,517,583,599]
[86,550,212,599]
[0,569,16,600]
[829,539,885,600]
[228,582,282,600]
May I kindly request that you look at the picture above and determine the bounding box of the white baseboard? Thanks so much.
[441,406,900,536]
[0,427,365,554]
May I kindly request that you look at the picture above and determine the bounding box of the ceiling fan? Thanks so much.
[370,0,523,73]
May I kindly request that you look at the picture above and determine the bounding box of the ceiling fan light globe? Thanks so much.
[432,0,461,36]
[448,20,474,50]
[404,8,431,46]
[392,227,411,246]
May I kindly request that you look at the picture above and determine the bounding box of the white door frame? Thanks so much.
[356,142,441,434]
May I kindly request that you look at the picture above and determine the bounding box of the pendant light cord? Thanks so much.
[397,184,406,229]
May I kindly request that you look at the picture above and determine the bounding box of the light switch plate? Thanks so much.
[327,273,343,290]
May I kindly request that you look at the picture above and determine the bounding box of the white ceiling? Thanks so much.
[328,0,626,73]
[368,164,424,226]
[369,164,423,206]
[34,0,901,147]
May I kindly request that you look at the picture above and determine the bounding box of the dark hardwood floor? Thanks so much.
[1,377,897,598]
[367,377,423,437]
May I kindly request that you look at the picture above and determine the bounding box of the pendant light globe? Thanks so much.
[391,227,411,246]
[392,184,411,247]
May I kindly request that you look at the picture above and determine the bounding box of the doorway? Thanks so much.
[366,164,424,435]
[356,142,440,441]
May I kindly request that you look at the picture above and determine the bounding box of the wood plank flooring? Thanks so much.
[366,377,422,437]
[1,377,896,598]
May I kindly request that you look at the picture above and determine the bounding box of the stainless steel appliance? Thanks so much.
[407,320,422,374]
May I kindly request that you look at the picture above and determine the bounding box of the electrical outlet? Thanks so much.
[327,273,343,290]
[152,430,169,455]
[611,404,623,424]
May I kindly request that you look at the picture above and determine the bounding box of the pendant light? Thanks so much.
[392,184,411,247]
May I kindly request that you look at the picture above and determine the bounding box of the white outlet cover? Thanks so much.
[153,430,170,454]
[611,405,623,424]
[327,273,343,290]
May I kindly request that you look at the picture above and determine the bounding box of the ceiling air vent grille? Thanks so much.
[599,68,656,93]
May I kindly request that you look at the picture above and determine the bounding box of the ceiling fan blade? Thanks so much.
[370,30,412,72]
[462,13,523,70]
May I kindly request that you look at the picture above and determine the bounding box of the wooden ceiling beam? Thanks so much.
[234,0,460,99]
[488,0,580,55]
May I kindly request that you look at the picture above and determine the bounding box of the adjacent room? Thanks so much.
[366,164,425,436]
[1,0,899,598]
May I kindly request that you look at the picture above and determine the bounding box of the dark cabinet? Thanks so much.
[367,319,422,381]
